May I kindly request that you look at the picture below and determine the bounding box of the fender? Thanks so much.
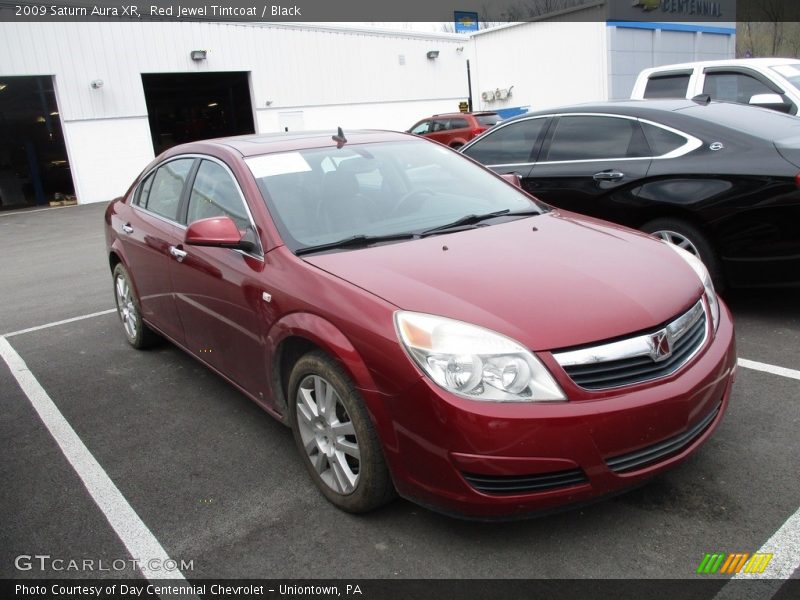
[265,312,403,452]
[267,311,380,394]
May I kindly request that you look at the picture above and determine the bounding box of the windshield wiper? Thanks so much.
[420,208,541,237]
[295,232,418,256]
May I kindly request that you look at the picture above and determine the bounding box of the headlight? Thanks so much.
[666,244,720,332]
[395,311,565,402]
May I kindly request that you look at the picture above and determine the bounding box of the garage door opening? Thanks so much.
[142,72,255,155]
[0,75,74,210]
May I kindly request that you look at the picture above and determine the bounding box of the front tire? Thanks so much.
[288,350,395,513]
[641,218,724,291]
[112,263,160,349]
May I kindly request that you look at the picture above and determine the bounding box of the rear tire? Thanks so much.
[288,350,395,513]
[112,263,160,349]
[641,218,724,291]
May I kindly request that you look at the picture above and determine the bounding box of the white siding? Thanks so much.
[62,118,154,205]
[0,22,469,204]
[470,21,608,112]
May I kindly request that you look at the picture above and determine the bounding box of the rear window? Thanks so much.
[640,122,688,156]
[681,102,800,141]
[476,114,500,126]
[643,74,691,99]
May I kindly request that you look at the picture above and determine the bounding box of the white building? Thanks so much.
[0,7,734,207]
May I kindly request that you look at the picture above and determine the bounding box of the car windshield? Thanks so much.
[245,139,543,253]
[770,63,800,92]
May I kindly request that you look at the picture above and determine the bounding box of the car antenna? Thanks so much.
[332,126,347,148]
[691,94,712,105]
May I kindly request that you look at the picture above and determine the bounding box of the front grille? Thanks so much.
[463,468,588,495]
[554,300,707,390]
[605,403,721,474]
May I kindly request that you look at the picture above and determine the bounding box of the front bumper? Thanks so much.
[371,300,736,519]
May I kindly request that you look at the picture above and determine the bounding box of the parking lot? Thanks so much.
[1,203,799,587]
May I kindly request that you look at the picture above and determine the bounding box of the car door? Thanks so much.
[526,114,651,219]
[425,118,453,145]
[169,157,270,398]
[121,157,195,344]
[460,116,550,189]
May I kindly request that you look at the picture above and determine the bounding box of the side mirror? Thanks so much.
[749,93,793,113]
[185,216,254,251]
[500,172,522,188]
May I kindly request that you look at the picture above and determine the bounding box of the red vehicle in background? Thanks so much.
[407,111,500,148]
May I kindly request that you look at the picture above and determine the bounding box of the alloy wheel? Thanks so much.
[651,229,700,257]
[115,273,138,340]
[295,374,361,495]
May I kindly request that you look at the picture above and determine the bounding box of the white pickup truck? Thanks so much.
[631,58,800,115]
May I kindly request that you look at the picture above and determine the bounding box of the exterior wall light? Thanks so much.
[90,79,104,89]
[191,50,207,61]
[426,50,439,59]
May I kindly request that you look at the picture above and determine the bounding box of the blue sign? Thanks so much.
[454,11,479,34]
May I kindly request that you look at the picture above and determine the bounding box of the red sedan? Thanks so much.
[104,129,736,519]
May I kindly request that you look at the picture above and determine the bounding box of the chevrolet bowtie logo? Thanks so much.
[632,0,661,11]
[648,329,672,362]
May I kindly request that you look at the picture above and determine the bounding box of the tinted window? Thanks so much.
[703,72,774,103]
[410,121,430,135]
[431,119,448,132]
[644,74,691,99]
[449,118,469,129]
[545,116,649,161]
[186,160,250,229]
[640,122,687,156]
[144,159,194,221]
[134,172,154,206]
[462,118,547,165]
[476,114,500,126]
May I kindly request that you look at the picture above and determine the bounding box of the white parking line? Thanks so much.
[737,358,800,382]
[0,204,78,217]
[712,505,800,599]
[0,335,190,584]
[3,308,117,338]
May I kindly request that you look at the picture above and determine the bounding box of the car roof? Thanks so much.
[431,111,497,117]
[170,129,413,158]
[504,98,706,120]
[643,57,800,71]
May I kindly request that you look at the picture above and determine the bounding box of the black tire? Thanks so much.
[112,263,160,349]
[288,350,395,513]
[641,218,724,291]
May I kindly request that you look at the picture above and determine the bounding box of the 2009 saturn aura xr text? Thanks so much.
[104,129,736,518]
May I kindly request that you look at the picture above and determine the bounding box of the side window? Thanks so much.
[134,172,154,206]
[462,118,547,165]
[545,116,649,161]
[410,121,430,135]
[449,118,469,130]
[431,119,449,132]
[144,158,194,221]
[703,72,774,104]
[186,160,250,230]
[643,74,691,99]
[640,122,688,156]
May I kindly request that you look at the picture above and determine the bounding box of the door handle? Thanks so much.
[121,223,134,234]
[593,170,624,181]
[169,246,188,262]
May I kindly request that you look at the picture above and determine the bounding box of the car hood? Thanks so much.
[304,211,704,351]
